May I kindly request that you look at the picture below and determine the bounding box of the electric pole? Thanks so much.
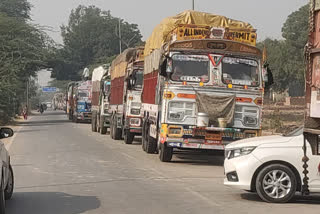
[119,18,122,54]
[192,0,195,10]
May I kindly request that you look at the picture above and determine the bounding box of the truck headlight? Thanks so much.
[168,102,195,122]
[168,111,185,121]
[226,147,256,159]
[243,116,258,127]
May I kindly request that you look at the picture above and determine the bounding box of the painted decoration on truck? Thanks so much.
[176,26,211,41]
[224,29,257,46]
[174,26,256,46]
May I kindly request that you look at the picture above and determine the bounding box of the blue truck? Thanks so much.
[72,81,92,123]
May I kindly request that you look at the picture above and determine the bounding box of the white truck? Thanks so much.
[91,65,111,134]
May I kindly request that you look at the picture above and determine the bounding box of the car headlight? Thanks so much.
[226,147,256,159]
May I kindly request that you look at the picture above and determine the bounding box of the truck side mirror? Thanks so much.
[263,64,274,89]
[160,59,167,76]
[160,57,172,77]
[127,75,136,90]
[129,78,136,87]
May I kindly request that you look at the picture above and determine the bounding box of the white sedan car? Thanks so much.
[224,127,320,203]
[0,128,14,213]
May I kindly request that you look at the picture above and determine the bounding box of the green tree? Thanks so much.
[51,5,143,80]
[260,4,309,96]
[0,1,52,121]
[0,0,31,20]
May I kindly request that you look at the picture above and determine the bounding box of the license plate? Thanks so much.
[234,132,245,139]
[205,132,222,141]
[194,129,206,136]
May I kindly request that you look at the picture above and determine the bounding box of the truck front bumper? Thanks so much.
[166,138,225,150]
[77,112,92,121]
[162,125,260,150]
[129,127,142,134]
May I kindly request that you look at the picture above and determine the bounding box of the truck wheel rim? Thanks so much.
[262,169,291,199]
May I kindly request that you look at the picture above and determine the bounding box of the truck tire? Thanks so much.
[100,118,107,135]
[68,111,73,121]
[91,113,97,132]
[4,165,13,200]
[142,136,146,151]
[142,120,147,151]
[144,122,157,154]
[0,178,5,214]
[113,116,122,140]
[124,130,135,144]
[110,117,114,139]
[159,143,173,162]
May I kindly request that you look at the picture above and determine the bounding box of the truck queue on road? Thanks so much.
[65,10,272,162]
[56,4,320,204]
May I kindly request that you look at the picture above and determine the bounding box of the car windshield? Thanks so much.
[171,54,209,82]
[222,57,259,86]
[283,126,304,137]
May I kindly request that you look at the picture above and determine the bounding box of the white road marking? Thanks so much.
[121,152,135,160]
[185,187,221,207]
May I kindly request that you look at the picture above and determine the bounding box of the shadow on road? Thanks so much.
[172,150,224,166]
[19,120,70,127]
[32,111,67,117]
[241,193,320,204]
[6,192,100,214]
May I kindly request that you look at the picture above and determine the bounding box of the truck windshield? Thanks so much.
[78,91,88,98]
[135,70,143,87]
[222,57,259,86]
[171,54,209,82]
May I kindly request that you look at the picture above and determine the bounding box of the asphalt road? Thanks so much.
[5,111,320,214]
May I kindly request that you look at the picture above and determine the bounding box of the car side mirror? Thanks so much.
[0,128,14,139]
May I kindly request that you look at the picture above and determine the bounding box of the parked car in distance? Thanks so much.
[0,127,14,213]
[224,127,320,203]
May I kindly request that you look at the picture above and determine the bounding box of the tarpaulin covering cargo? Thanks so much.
[110,47,144,80]
[144,10,255,56]
[110,48,136,80]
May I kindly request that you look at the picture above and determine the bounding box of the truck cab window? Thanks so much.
[135,70,143,87]
[171,54,209,82]
[222,57,259,86]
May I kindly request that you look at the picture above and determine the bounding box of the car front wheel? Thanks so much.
[0,177,5,214]
[5,165,13,200]
[256,164,297,203]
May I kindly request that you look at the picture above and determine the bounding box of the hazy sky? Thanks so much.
[29,0,308,44]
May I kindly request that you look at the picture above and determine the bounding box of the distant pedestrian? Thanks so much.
[22,105,28,120]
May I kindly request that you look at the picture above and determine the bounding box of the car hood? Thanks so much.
[226,135,294,149]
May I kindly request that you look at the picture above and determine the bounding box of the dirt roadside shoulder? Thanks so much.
[1,117,25,150]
